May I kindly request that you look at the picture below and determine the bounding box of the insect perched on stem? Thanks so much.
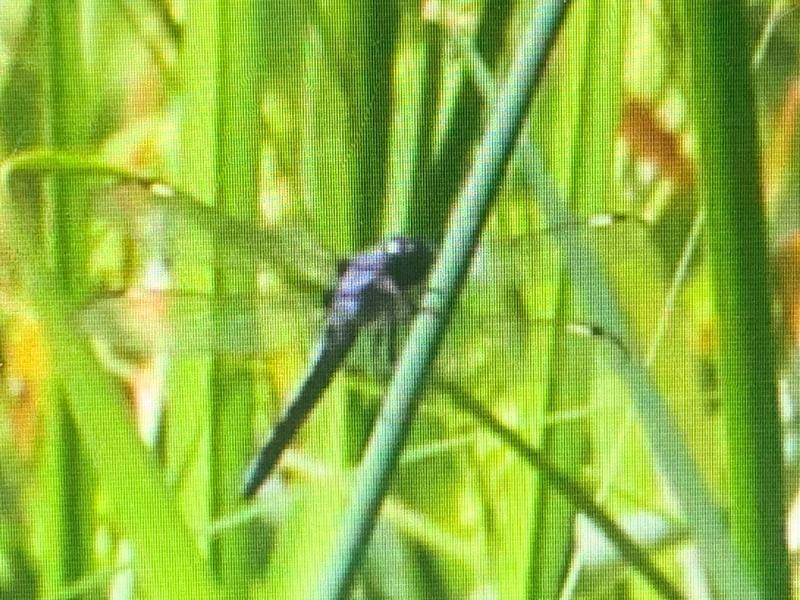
[241,237,434,498]
[69,177,634,500]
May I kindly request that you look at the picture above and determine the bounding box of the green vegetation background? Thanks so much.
[0,1,794,598]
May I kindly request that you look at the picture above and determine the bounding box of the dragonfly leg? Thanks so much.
[386,315,398,367]
[369,317,398,377]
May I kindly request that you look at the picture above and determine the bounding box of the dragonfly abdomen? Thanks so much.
[241,325,358,498]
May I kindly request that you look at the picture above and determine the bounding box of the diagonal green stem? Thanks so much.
[445,387,683,600]
[317,3,573,598]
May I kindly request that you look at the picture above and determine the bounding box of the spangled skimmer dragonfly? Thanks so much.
[78,180,445,494]
[241,236,433,497]
[75,178,622,498]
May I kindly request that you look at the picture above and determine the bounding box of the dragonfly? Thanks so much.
[241,236,434,498]
[72,178,627,497]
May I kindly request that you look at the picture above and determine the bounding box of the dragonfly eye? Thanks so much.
[384,237,433,289]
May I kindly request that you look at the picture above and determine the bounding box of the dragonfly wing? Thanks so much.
[79,291,321,358]
[99,182,338,294]
[242,322,360,498]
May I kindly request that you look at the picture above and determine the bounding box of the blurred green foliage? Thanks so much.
[0,0,795,598]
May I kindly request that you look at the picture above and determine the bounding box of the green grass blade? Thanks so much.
[393,7,442,238]
[682,1,791,596]
[0,172,220,599]
[178,0,265,589]
[346,0,398,245]
[444,387,683,599]
[522,78,760,600]
[409,14,442,216]
[37,1,93,593]
[310,0,399,248]
[527,2,629,597]
[317,4,573,598]
[421,0,513,243]
[40,308,221,599]
[0,149,336,297]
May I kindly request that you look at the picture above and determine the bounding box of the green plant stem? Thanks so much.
[447,388,683,600]
[317,3,572,598]
[179,0,264,588]
[38,1,92,593]
[683,1,790,597]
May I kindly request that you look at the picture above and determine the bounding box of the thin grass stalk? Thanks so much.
[340,0,399,470]
[173,2,218,585]
[682,1,791,596]
[213,0,263,586]
[295,2,398,507]
[317,3,573,598]
[526,278,585,599]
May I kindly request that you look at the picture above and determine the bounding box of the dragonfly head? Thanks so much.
[382,237,434,289]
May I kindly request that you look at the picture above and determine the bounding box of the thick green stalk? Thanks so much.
[683,1,790,596]
[421,0,513,243]
[0,162,221,598]
[37,0,92,593]
[179,0,264,589]
[317,4,572,598]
